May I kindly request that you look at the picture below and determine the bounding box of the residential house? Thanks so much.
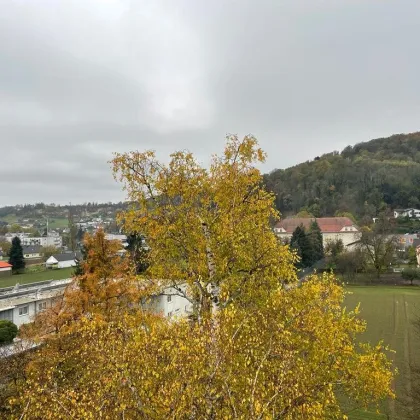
[45,252,81,269]
[395,234,419,249]
[4,232,30,242]
[105,233,128,247]
[274,217,360,248]
[394,208,420,219]
[22,235,63,248]
[0,278,191,328]
[22,245,43,259]
[6,233,63,248]
[0,262,12,278]
[0,279,72,327]
[143,284,193,318]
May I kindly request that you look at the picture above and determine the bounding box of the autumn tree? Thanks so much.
[0,240,11,257]
[40,245,59,261]
[10,274,395,419]
[112,135,297,319]
[25,229,146,338]
[358,219,397,278]
[7,137,396,419]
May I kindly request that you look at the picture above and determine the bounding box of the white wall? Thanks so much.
[323,232,360,247]
[277,232,360,248]
[13,301,36,328]
[144,286,192,318]
[0,297,55,328]
[24,252,41,259]
[58,260,76,269]
[22,236,63,247]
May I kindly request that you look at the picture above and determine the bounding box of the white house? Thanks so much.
[46,253,80,269]
[143,284,193,318]
[105,233,128,248]
[22,245,42,259]
[274,217,360,249]
[394,208,420,219]
[4,232,30,242]
[22,235,63,248]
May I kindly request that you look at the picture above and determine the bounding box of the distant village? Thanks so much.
[1,204,420,331]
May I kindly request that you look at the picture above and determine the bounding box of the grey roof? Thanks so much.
[22,245,42,254]
[52,252,81,262]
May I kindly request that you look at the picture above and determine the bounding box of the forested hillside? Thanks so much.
[264,132,420,218]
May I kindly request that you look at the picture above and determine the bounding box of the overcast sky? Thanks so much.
[1,0,419,206]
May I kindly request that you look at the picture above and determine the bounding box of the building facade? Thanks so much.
[5,233,63,248]
[21,236,63,248]
[0,279,192,328]
[0,279,72,327]
[274,217,360,248]
[394,208,420,219]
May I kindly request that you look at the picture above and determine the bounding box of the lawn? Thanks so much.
[47,217,68,229]
[0,214,18,224]
[0,267,74,288]
[344,286,420,420]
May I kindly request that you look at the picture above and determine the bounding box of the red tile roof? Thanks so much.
[0,261,12,268]
[274,217,357,233]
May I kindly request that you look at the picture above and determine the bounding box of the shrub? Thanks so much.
[0,320,18,345]
[402,267,420,285]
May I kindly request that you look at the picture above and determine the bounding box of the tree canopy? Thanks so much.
[264,132,420,218]
[112,135,297,319]
[6,137,395,419]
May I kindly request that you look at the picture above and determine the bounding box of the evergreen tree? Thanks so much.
[126,232,149,274]
[73,245,86,276]
[308,220,324,263]
[76,227,85,243]
[290,225,312,268]
[8,237,25,273]
[67,210,77,252]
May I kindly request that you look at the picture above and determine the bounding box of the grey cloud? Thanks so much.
[0,0,420,205]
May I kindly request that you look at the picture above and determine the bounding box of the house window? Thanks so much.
[19,306,29,316]
[167,311,173,317]
[167,295,172,302]
[38,302,47,311]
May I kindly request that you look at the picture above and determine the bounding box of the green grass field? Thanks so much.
[47,217,68,229]
[0,215,68,229]
[0,267,74,288]
[344,286,420,420]
[0,214,18,224]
